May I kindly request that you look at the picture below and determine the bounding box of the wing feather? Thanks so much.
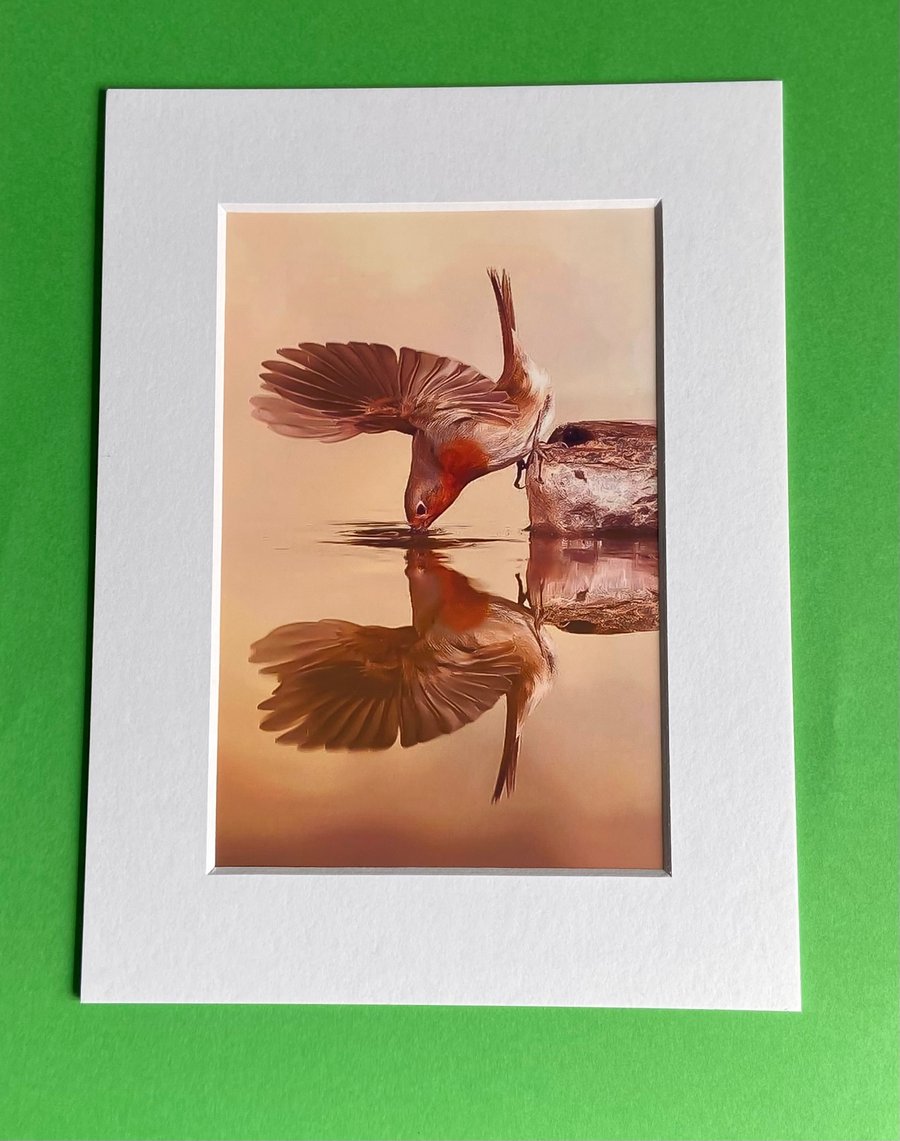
[252,339,517,441]
[250,619,521,753]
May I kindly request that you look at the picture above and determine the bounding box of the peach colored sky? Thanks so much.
[216,206,662,869]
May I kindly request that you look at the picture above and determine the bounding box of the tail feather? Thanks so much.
[488,265,517,358]
[487,266,516,329]
[491,692,521,803]
[487,266,530,398]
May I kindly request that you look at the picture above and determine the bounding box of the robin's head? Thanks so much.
[404,473,461,531]
[405,436,463,531]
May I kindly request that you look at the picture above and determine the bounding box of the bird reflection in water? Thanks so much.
[250,546,556,802]
[251,527,659,802]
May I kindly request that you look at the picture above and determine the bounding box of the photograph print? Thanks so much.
[214,203,665,871]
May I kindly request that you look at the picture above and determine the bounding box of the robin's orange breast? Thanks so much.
[435,571,492,631]
[437,438,490,482]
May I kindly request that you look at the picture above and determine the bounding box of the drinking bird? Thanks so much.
[251,268,554,530]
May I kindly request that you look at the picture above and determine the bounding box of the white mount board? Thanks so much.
[81,83,798,1008]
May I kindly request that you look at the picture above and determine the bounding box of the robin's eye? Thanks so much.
[415,501,428,516]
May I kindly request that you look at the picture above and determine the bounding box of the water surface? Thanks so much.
[215,521,663,870]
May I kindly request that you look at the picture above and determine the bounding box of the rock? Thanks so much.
[527,420,658,534]
[526,535,659,635]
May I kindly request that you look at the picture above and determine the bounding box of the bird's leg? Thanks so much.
[515,571,528,607]
[516,396,554,488]
[527,428,545,485]
[528,394,554,485]
[531,443,545,485]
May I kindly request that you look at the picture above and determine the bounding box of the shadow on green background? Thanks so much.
[0,1,897,1138]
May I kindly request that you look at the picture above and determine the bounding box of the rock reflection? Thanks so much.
[251,548,556,802]
[526,535,659,634]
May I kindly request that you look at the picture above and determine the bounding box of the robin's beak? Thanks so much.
[409,516,431,533]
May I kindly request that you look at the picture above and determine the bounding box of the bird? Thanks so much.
[249,549,556,802]
[251,268,555,531]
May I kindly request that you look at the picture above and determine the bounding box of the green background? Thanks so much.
[1,0,897,1137]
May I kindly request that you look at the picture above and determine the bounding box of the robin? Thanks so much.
[250,549,556,802]
[252,268,555,530]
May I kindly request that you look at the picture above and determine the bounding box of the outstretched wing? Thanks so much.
[251,620,413,750]
[250,618,519,751]
[398,639,521,748]
[251,342,517,442]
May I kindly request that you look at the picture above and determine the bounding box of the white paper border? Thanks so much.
[82,84,799,1008]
